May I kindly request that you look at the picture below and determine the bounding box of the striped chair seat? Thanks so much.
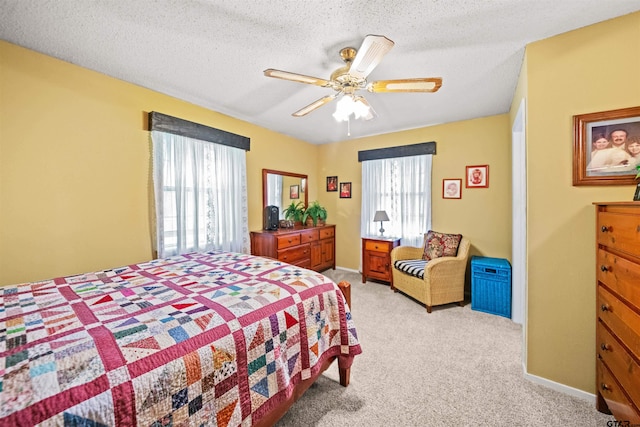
[394,259,427,279]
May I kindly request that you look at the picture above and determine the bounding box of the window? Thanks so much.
[361,154,432,247]
[152,130,249,258]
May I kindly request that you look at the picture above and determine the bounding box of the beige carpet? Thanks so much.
[276,269,614,427]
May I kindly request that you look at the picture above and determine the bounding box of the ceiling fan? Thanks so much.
[264,35,442,121]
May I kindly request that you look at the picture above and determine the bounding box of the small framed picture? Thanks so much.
[443,179,462,199]
[326,176,338,192]
[466,165,489,188]
[339,182,352,198]
[290,185,299,199]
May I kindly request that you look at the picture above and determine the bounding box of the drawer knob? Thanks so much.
[288,239,292,243]
[601,225,612,232]
[600,265,610,272]
[600,383,611,391]
[600,304,610,312]
[600,343,611,351]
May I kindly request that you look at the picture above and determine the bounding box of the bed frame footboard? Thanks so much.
[337,280,351,387]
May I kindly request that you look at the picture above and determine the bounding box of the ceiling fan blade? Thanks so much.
[264,69,332,87]
[367,77,443,93]
[348,35,395,79]
[292,94,338,117]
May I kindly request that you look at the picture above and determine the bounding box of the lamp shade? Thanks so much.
[373,210,389,222]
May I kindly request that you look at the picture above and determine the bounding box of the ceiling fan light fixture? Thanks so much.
[332,94,372,122]
[352,96,373,120]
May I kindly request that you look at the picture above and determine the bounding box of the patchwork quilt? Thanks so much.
[0,251,361,426]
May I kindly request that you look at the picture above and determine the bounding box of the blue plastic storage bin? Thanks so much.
[471,256,511,318]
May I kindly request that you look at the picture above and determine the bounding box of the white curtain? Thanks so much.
[266,173,283,217]
[152,130,249,258]
[361,154,432,248]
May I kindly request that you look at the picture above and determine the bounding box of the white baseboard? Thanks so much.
[524,371,596,403]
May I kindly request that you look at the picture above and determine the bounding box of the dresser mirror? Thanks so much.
[262,169,308,219]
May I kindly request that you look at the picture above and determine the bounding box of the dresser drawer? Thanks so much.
[365,240,392,252]
[276,234,301,249]
[598,285,640,362]
[597,211,640,258]
[596,321,640,411]
[319,227,335,239]
[300,229,319,243]
[597,248,640,311]
[288,258,311,269]
[597,358,640,423]
[277,244,310,264]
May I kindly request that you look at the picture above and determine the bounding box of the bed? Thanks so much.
[0,251,361,426]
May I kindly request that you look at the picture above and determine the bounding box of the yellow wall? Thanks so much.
[0,40,319,285]
[318,114,512,271]
[516,12,640,392]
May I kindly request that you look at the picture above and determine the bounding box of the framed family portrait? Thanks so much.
[326,176,338,192]
[290,185,299,199]
[573,106,640,186]
[466,165,489,188]
[443,179,462,199]
[339,182,352,198]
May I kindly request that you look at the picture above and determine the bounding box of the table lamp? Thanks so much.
[373,210,390,236]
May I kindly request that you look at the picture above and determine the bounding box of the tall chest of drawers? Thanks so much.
[250,225,335,272]
[594,202,640,422]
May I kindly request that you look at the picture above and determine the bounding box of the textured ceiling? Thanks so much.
[2,1,640,144]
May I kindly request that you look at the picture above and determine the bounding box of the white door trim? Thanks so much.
[512,98,527,370]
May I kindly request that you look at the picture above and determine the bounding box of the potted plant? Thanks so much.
[282,201,305,224]
[302,200,328,227]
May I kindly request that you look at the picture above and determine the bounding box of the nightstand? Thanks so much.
[362,236,401,284]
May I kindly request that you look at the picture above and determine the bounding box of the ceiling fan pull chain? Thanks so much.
[347,117,351,136]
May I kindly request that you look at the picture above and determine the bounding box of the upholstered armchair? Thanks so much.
[390,233,471,313]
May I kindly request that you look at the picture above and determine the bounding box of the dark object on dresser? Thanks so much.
[263,205,279,230]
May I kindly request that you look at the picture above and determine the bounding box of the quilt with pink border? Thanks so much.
[0,251,361,426]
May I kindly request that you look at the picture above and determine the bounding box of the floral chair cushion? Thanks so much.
[422,230,463,261]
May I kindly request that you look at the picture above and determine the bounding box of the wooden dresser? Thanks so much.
[594,202,640,422]
[361,236,401,284]
[250,224,335,272]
